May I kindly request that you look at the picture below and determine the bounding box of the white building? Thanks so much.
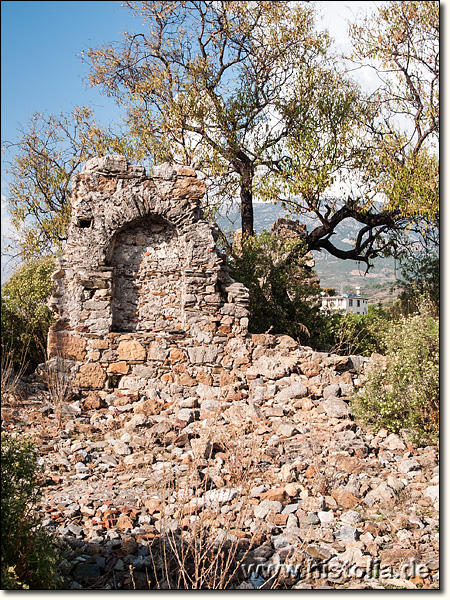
[320,287,369,315]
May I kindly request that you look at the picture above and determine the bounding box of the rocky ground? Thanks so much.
[2,342,439,590]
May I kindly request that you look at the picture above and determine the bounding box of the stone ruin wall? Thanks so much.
[47,155,251,398]
[47,155,361,406]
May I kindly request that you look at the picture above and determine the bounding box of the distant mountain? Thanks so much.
[216,203,400,304]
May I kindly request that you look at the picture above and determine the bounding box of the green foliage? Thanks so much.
[317,306,389,356]
[351,300,439,445]
[398,252,439,315]
[86,1,333,234]
[1,256,55,372]
[229,231,321,343]
[1,433,60,589]
[349,1,439,229]
[3,107,140,261]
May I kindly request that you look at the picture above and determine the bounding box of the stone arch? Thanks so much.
[107,214,184,333]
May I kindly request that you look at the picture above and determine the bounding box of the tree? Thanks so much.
[3,2,438,273]
[2,106,139,261]
[398,251,439,315]
[230,230,321,342]
[86,0,330,235]
[267,0,439,269]
[347,0,439,259]
[87,0,438,269]
[1,256,56,372]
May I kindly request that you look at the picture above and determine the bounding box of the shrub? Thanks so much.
[1,433,60,589]
[230,232,321,343]
[351,300,439,445]
[398,252,439,316]
[1,256,55,373]
[317,305,390,356]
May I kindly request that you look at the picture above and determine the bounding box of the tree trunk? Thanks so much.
[240,163,254,236]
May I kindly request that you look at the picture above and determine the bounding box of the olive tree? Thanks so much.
[2,106,139,261]
[86,0,330,235]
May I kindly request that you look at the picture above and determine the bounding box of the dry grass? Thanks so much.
[43,358,74,428]
[1,344,28,404]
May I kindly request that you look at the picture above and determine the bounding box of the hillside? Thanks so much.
[2,342,439,590]
[216,204,400,305]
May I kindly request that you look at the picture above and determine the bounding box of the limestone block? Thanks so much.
[152,162,176,180]
[246,355,294,380]
[107,361,130,375]
[177,373,197,387]
[98,155,128,174]
[148,342,169,361]
[276,335,298,349]
[196,369,213,385]
[251,334,276,346]
[187,345,218,364]
[321,397,351,419]
[172,177,206,200]
[223,282,250,303]
[47,331,87,361]
[299,360,321,378]
[97,176,118,194]
[90,339,109,350]
[275,383,308,403]
[220,370,239,387]
[118,340,147,361]
[169,348,187,363]
[73,363,106,389]
[220,303,249,318]
[176,166,196,177]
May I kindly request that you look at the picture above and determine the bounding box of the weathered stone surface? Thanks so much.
[82,154,128,174]
[364,483,395,506]
[299,360,321,378]
[117,341,146,362]
[275,383,308,403]
[397,458,420,473]
[321,397,351,418]
[83,392,107,410]
[424,485,439,501]
[379,433,406,452]
[8,336,439,592]
[335,525,358,542]
[46,155,254,397]
[107,361,129,375]
[323,383,341,399]
[73,363,106,389]
[331,490,360,509]
[147,342,169,361]
[254,500,283,519]
[48,331,87,361]
[276,422,298,438]
[187,346,218,364]
[123,452,154,467]
[247,355,293,379]
[152,162,176,179]
[169,348,187,363]
[171,177,206,200]
[115,514,134,530]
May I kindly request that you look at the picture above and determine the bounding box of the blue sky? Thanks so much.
[1,1,135,164]
[0,1,443,280]
[1,0,139,277]
[0,1,384,191]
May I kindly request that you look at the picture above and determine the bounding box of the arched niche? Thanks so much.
[108,214,184,333]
